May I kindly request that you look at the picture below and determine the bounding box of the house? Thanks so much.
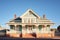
[6,9,54,38]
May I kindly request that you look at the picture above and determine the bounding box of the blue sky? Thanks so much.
[0,0,60,29]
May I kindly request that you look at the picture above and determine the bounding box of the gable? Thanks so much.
[20,9,40,18]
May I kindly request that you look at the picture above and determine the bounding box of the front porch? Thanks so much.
[7,24,55,38]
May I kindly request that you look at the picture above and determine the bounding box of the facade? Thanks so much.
[7,9,54,38]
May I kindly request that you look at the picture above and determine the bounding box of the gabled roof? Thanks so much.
[20,9,40,18]
[7,9,54,25]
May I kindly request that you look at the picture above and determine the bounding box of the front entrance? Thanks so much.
[24,25,36,38]
[25,25,34,33]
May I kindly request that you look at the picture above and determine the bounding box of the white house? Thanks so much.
[6,9,54,38]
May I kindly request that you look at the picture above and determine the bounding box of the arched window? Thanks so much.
[38,25,42,30]
[19,25,22,32]
[10,25,15,29]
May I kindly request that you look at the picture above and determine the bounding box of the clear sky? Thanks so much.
[0,0,60,29]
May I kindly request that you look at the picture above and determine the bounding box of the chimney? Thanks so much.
[14,14,16,19]
[43,14,46,19]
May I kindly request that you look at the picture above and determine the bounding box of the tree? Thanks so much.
[57,25,60,32]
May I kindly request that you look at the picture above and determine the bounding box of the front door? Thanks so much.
[26,25,33,33]
[25,25,36,37]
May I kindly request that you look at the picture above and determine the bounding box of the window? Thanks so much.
[28,18,30,23]
[38,25,42,30]
[10,25,15,29]
[24,18,27,23]
[19,25,22,32]
[31,18,36,23]
[31,19,34,23]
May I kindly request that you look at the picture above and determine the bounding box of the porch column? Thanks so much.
[36,25,39,33]
[14,24,17,30]
[36,25,41,38]
[22,25,27,38]
[42,25,46,33]
[22,25,26,34]
[46,25,50,32]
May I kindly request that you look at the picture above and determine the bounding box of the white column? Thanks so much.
[36,25,39,33]
[43,25,46,33]
[14,24,17,30]
[41,25,46,33]
[46,25,50,33]
[22,25,26,34]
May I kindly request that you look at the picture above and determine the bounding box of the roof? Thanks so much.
[10,17,22,22]
[7,9,54,25]
[20,9,40,18]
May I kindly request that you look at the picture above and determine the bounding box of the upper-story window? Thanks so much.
[23,18,36,23]
[24,18,27,23]
[28,18,30,23]
[31,18,35,23]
